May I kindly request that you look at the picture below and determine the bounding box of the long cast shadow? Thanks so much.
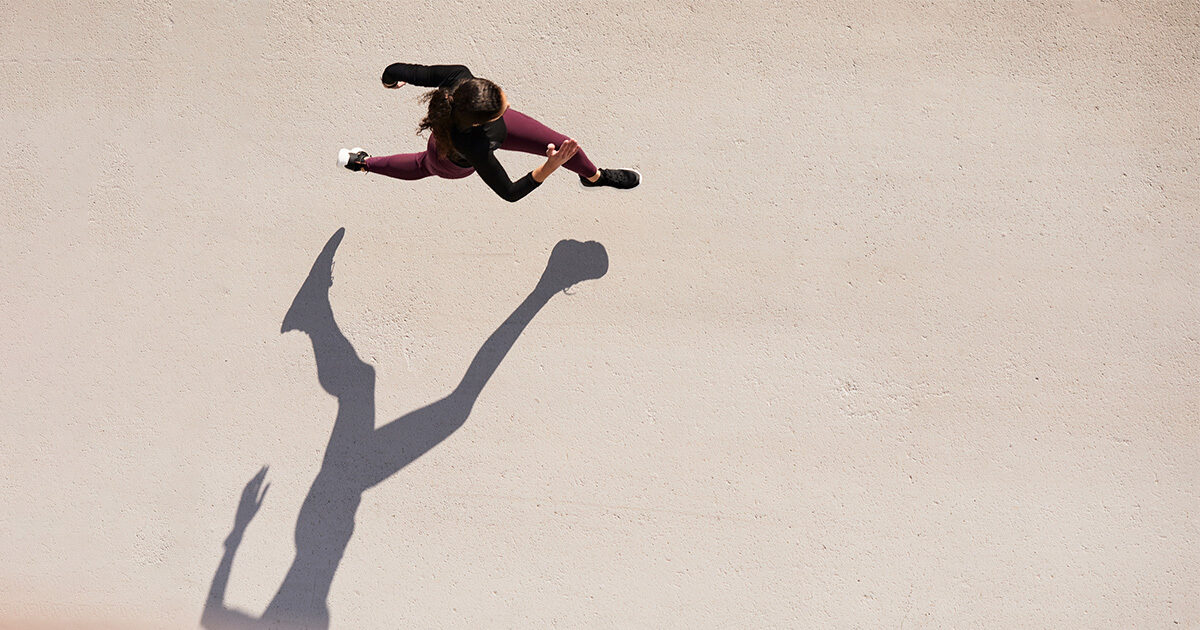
[202,228,608,629]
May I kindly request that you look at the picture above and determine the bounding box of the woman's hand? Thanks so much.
[545,139,579,167]
[383,81,407,89]
[532,139,581,183]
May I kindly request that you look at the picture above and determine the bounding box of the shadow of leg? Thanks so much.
[362,239,609,489]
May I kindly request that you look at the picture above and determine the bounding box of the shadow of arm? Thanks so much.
[202,468,269,628]
[201,532,264,629]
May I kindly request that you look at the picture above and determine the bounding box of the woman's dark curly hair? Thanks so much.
[418,77,505,160]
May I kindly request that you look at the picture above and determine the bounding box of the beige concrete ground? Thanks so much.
[2,0,1198,627]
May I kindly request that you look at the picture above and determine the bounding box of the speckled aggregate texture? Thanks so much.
[1,0,1197,627]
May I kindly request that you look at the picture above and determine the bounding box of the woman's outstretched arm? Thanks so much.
[381,63,472,88]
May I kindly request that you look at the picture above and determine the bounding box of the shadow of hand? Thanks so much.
[232,466,269,535]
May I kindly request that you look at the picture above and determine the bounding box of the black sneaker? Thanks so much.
[580,168,641,189]
[337,147,369,172]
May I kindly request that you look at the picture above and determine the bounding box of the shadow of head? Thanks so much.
[539,239,608,292]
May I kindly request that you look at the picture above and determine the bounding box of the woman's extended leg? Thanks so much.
[363,136,475,181]
[499,109,600,179]
[363,151,432,180]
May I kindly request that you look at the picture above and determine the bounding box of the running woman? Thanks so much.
[337,63,641,202]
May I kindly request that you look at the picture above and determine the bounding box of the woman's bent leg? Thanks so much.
[499,109,599,178]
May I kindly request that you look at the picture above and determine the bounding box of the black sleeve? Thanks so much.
[462,146,541,203]
[381,63,473,88]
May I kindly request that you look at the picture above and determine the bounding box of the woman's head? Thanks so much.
[449,77,508,126]
[418,77,509,158]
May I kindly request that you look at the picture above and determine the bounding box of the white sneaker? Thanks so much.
[337,147,369,172]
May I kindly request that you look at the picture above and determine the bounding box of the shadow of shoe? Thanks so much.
[281,228,345,334]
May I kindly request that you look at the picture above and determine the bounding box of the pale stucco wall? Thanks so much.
[1,1,1197,627]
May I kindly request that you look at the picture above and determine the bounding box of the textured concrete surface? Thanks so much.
[2,0,1198,627]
